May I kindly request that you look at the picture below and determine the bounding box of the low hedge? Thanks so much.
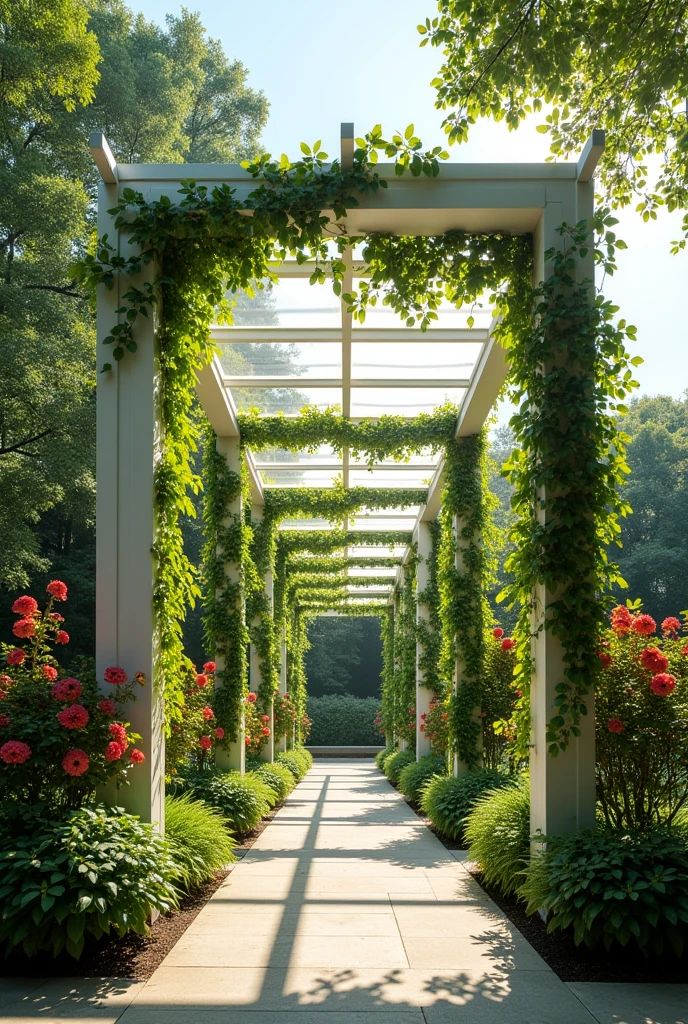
[464,779,530,895]
[398,755,447,804]
[307,695,382,745]
[420,769,510,843]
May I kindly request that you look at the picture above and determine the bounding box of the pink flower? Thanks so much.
[13,618,35,639]
[51,678,82,702]
[639,647,668,674]
[62,749,89,776]
[0,714,9,727]
[632,614,656,636]
[58,704,89,729]
[1,740,31,764]
[261,714,270,723]
[215,727,225,739]
[607,718,624,733]
[97,698,117,716]
[199,735,212,750]
[650,673,676,696]
[105,741,124,761]
[12,596,37,617]
[195,673,208,688]
[662,616,681,637]
[46,580,68,601]
[501,638,516,652]
[42,664,58,681]
[49,612,64,622]
[262,726,271,736]
[203,661,216,674]
[244,736,251,745]
[109,723,127,746]
[129,748,145,763]
[55,630,69,645]
[202,706,215,721]
[246,692,257,704]
[104,666,128,685]
[492,627,504,639]
[6,649,25,666]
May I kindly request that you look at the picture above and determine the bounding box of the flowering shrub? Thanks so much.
[244,693,271,756]
[166,660,225,776]
[596,603,688,828]
[481,628,518,768]
[421,698,450,755]
[0,585,145,806]
[273,692,297,742]
[300,711,312,743]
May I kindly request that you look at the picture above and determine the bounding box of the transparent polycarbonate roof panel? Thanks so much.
[348,546,408,558]
[350,281,494,330]
[348,566,398,577]
[350,388,465,416]
[254,445,339,467]
[261,468,341,487]
[233,387,341,415]
[279,518,333,530]
[349,468,435,487]
[351,342,483,380]
[219,342,341,379]
[227,277,340,329]
[350,517,418,531]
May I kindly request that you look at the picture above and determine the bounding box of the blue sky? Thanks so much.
[129,0,688,402]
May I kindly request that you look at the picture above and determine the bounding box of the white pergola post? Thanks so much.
[249,506,275,763]
[415,521,433,759]
[276,624,288,753]
[95,180,164,828]
[528,153,599,837]
[214,435,246,774]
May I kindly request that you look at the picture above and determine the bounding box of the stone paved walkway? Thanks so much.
[1,760,686,1023]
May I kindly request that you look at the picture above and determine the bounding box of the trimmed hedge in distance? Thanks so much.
[307,695,382,745]
[165,793,237,888]
[464,779,530,895]
[420,769,510,843]
[398,754,447,804]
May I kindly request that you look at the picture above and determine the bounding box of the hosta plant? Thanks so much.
[519,829,688,957]
[420,768,509,842]
[0,805,178,959]
[596,605,688,828]
[0,583,145,806]
[172,766,273,833]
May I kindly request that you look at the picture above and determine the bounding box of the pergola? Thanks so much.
[92,124,605,841]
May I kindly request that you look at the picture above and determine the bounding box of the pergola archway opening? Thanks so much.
[91,123,609,843]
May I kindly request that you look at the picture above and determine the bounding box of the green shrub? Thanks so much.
[276,749,310,781]
[398,755,447,804]
[383,748,415,785]
[307,695,382,745]
[164,794,237,889]
[420,769,511,842]
[519,829,688,957]
[175,767,273,833]
[464,779,530,895]
[376,745,394,770]
[248,762,295,802]
[0,805,178,959]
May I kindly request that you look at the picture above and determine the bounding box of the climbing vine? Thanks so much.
[416,519,444,697]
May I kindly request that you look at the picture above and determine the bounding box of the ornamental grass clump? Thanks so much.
[518,829,688,957]
[164,794,237,889]
[464,778,530,895]
[420,768,510,842]
[398,754,447,804]
[596,604,688,829]
[0,584,146,807]
[383,748,416,786]
[172,767,273,834]
[0,805,178,959]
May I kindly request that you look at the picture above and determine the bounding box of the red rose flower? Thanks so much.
[58,704,89,729]
[261,714,270,723]
[199,735,212,750]
[611,605,633,631]
[1,740,31,764]
[244,736,251,745]
[104,666,127,685]
[195,673,208,688]
[129,748,145,763]
[203,661,216,674]
[650,673,676,696]
[632,614,656,636]
[51,678,82,702]
[262,726,271,736]
[55,631,69,645]
[607,718,624,734]
[49,612,64,622]
[501,638,516,652]
[42,664,58,681]
[97,698,117,716]
[62,749,89,776]
[639,647,668,674]
[105,741,124,761]
[46,580,68,601]
[109,722,127,746]
[6,649,25,665]
[215,727,225,740]
[492,627,504,639]
[598,652,612,669]
[661,616,682,637]
[11,596,38,617]
[0,714,9,727]
[246,692,257,704]
[12,618,35,639]
[202,706,214,721]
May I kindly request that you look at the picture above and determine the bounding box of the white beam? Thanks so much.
[224,377,470,389]
[576,129,605,183]
[211,327,488,343]
[455,330,508,437]
[89,131,118,184]
[195,356,239,437]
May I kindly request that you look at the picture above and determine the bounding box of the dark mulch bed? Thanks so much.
[0,803,282,981]
[404,795,688,984]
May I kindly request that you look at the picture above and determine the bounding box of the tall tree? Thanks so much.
[422,0,688,240]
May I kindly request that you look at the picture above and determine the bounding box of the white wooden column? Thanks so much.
[95,181,164,828]
[415,521,433,759]
[249,506,275,763]
[214,436,245,774]
[529,165,598,837]
[276,624,288,753]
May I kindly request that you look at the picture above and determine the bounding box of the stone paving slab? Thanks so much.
[566,983,688,1024]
